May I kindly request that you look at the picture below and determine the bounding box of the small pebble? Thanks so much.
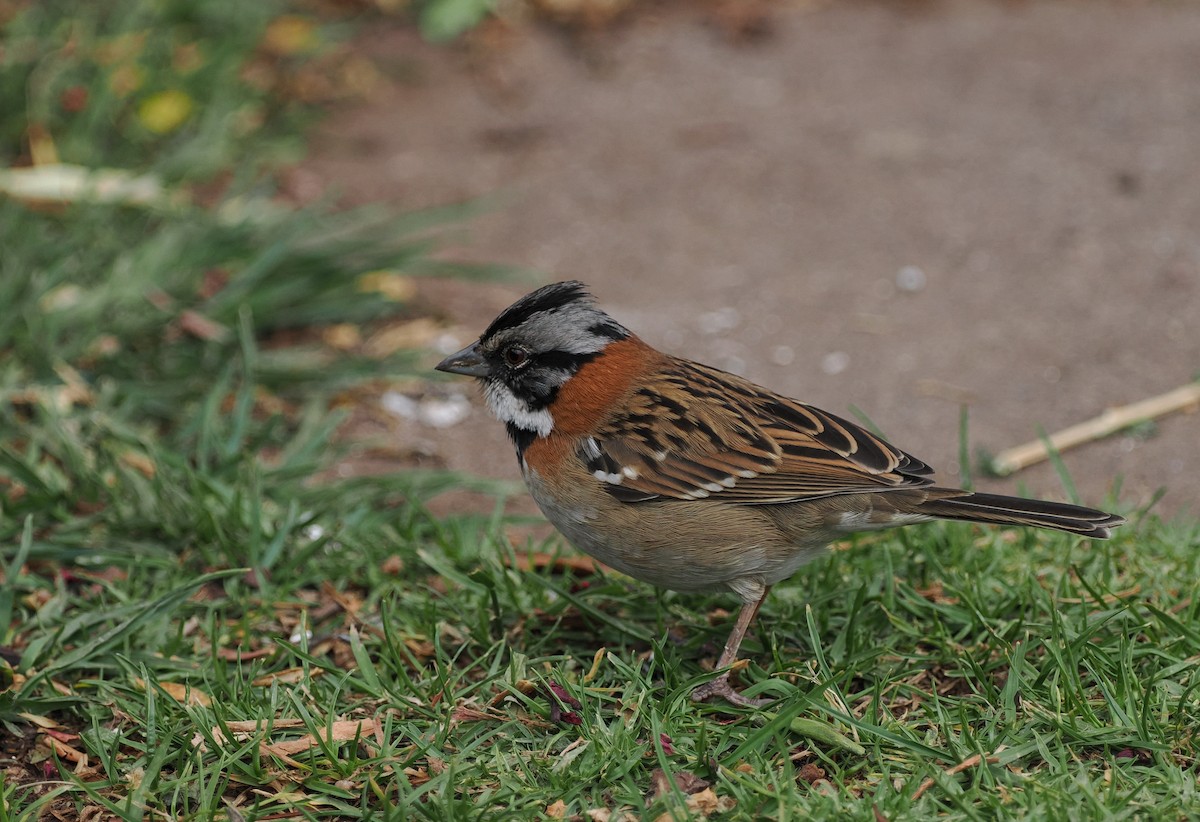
[771,345,794,366]
[697,307,741,335]
[419,395,471,428]
[381,390,419,420]
[896,265,927,293]
[381,391,471,428]
[821,351,850,375]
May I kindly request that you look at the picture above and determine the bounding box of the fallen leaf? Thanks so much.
[20,713,61,729]
[650,787,734,822]
[216,646,275,662]
[404,637,436,659]
[587,811,638,822]
[253,667,322,687]
[646,768,709,805]
[686,788,735,815]
[450,704,507,724]
[403,766,430,786]
[78,805,107,822]
[44,736,88,767]
[133,677,211,707]
[546,799,567,818]
[199,718,306,749]
[263,719,379,757]
[913,580,958,605]
[321,580,363,618]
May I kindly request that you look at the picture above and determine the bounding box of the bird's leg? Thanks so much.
[691,586,773,708]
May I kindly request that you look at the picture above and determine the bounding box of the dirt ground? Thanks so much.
[303,0,1200,520]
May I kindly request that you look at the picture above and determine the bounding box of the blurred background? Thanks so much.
[307,0,1200,516]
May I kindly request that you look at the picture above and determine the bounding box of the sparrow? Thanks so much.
[436,281,1125,707]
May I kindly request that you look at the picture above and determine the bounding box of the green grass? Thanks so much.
[5,463,1198,818]
[4,1,1200,820]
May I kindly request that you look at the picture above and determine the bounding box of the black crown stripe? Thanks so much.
[483,281,592,341]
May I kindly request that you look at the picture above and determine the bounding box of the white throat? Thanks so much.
[483,381,554,437]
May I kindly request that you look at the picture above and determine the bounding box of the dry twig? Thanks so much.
[990,383,1200,475]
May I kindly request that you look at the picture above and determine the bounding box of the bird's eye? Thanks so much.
[503,346,529,368]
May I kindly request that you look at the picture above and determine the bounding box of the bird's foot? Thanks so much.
[690,672,773,708]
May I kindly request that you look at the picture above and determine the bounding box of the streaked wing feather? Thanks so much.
[583,358,934,505]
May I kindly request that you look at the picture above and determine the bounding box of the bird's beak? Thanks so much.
[435,341,490,378]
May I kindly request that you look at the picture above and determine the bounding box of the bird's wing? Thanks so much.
[581,358,934,504]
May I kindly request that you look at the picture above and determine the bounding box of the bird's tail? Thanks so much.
[915,490,1125,539]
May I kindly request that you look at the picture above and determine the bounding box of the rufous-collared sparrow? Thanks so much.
[436,281,1125,707]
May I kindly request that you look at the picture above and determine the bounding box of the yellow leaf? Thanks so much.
[262,16,319,56]
[138,90,194,135]
[18,713,60,729]
[546,799,567,818]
